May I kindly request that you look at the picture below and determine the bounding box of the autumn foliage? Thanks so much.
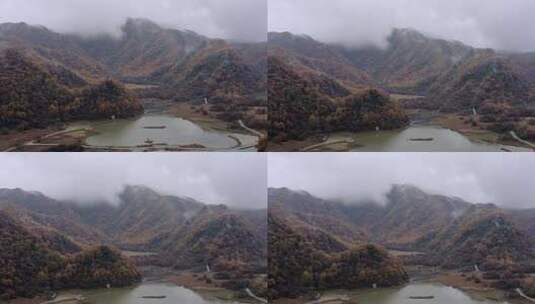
[0,211,140,300]
[0,50,143,130]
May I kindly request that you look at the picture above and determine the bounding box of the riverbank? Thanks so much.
[169,102,266,150]
[168,102,232,132]
[166,270,267,303]
[138,265,266,303]
[431,113,534,150]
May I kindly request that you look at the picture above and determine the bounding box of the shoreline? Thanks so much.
[267,111,534,152]
[2,268,259,304]
[2,101,262,152]
[430,113,534,151]
[271,268,531,304]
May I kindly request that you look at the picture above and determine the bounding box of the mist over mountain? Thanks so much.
[0,185,267,299]
[0,185,267,258]
[0,0,267,42]
[269,0,535,52]
[0,153,267,209]
[269,186,535,269]
[268,153,535,209]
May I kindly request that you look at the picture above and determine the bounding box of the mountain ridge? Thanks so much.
[268,185,535,269]
[0,186,267,274]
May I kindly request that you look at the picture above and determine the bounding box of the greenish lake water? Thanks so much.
[338,282,509,304]
[346,126,530,152]
[78,282,243,304]
[83,114,257,150]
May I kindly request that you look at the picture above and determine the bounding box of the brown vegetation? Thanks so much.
[0,211,140,300]
[268,56,408,141]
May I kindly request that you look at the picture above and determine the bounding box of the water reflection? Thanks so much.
[349,126,529,152]
[345,283,509,304]
[81,283,241,304]
[84,114,256,149]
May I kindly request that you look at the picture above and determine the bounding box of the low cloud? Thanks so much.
[0,0,267,42]
[0,153,267,209]
[269,0,535,51]
[269,153,535,209]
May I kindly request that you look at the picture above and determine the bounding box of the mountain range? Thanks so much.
[268,29,535,142]
[0,186,267,299]
[0,18,266,131]
[268,185,535,299]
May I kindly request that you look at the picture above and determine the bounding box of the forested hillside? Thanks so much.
[268,28,535,143]
[268,186,535,299]
[268,56,408,141]
[0,50,143,130]
[269,186,535,269]
[0,18,266,132]
[268,212,408,300]
[0,186,267,299]
[0,211,140,300]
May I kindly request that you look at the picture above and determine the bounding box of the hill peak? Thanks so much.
[122,18,163,35]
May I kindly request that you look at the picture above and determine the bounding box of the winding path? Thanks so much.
[245,288,268,303]
[510,131,535,149]
[4,126,89,151]
[238,120,264,137]
[301,139,355,152]
[41,295,85,304]
[516,288,535,303]
[305,295,351,304]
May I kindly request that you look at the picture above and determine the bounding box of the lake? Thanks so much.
[345,125,530,152]
[77,282,245,304]
[334,282,510,304]
[82,114,257,151]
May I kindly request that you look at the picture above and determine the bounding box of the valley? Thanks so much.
[0,18,267,152]
[1,98,260,152]
[0,186,268,304]
[267,29,535,151]
[286,112,532,152]
[267,186,535,304]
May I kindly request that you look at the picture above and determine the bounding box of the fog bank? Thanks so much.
[0,153,267,209]
[269,153,535,209]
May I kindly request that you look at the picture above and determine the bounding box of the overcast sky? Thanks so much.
[269,0,535,52]
[0,0,267,42]
[269,153,535,209]
[0,153,267,209]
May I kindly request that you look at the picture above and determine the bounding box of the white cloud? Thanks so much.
[269,153,535,209]
[0,0,267,42]
[269,0,535,51]
[0,153,267,209]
